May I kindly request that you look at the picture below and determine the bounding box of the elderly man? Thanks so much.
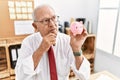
[15,4,90,80]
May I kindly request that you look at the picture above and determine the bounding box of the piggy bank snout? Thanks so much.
[70,22,83,36]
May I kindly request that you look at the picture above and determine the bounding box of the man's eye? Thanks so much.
[40,21,44,23]
[44,19,49,22]
[52,16,56,19]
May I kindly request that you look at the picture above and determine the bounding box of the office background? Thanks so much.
[0,0,120,79]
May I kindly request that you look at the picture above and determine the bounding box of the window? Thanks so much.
[97,0,120,57]
[100,0,119,8]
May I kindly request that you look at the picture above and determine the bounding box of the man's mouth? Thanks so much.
[50,29,57,33]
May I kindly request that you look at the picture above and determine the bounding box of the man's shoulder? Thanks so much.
[22,32,41,43]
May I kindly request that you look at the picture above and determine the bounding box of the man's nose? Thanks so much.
[49,19,55,26]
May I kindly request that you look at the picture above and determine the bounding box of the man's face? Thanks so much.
[33,7,58,37]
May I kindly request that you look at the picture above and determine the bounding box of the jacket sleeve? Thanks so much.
[71,56,90,80]
[68,45,90,80]
[66,35,91,80]
[15,38,41,80]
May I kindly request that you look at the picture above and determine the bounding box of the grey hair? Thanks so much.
[32,4,55,21]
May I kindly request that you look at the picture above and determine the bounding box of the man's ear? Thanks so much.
[32,23,38,32]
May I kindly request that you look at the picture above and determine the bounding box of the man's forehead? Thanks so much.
[37,9,55,18]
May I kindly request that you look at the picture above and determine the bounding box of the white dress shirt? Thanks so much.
[15,32,90,80]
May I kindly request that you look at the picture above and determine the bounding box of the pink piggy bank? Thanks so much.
[70,21,83,36]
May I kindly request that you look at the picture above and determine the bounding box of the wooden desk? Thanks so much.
[90,71,120,80]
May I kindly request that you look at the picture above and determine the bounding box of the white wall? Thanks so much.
[34,0,99,34]
[34,0,120,78]
[35,0,85,21]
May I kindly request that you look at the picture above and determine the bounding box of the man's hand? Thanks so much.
[33,32,57,69]
[70,26,88,69]
[40,32,57,53]
[70,26,88,52]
